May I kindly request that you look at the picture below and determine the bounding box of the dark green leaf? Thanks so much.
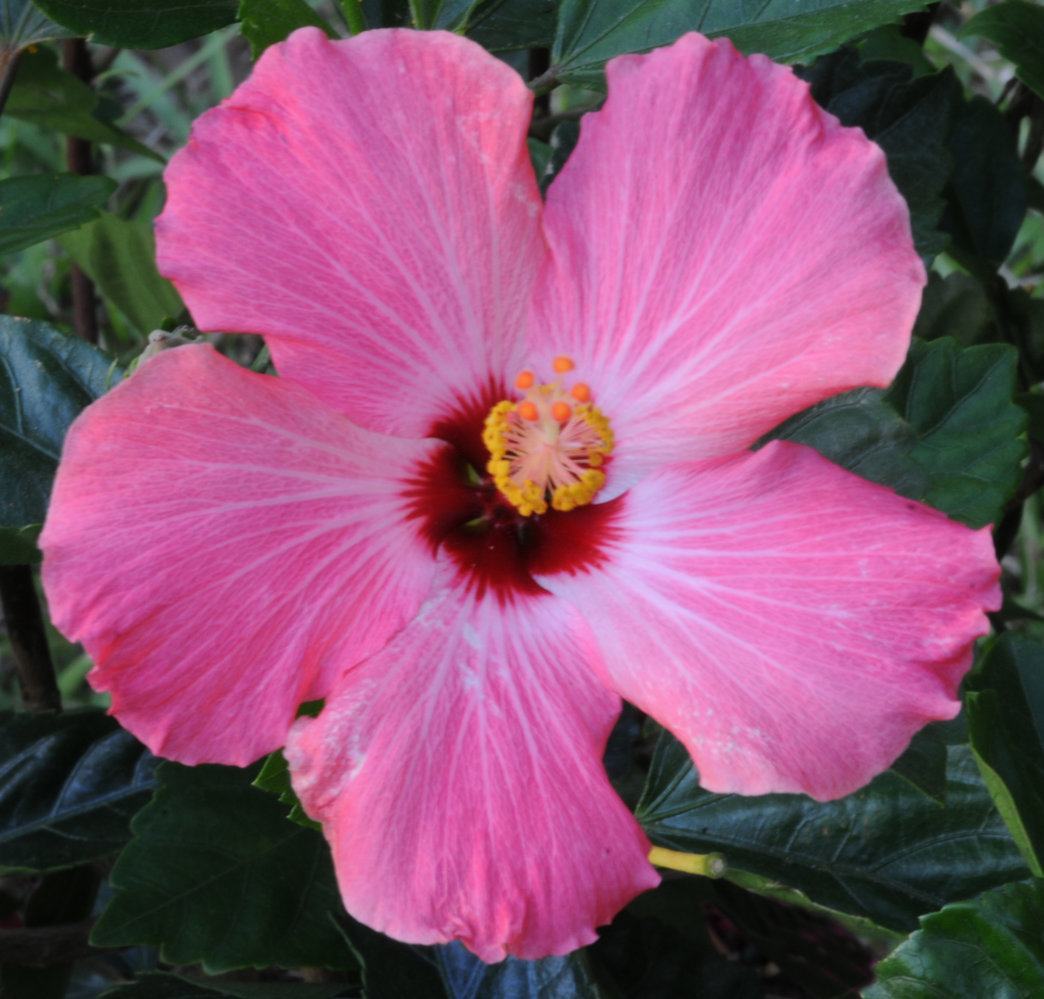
[961,0,1044,101]
[335,919,444,999]
[772,337,1026,528]
[59,212,184,334]
[635,729,1028,933]
[435,941,605,998]
[253,749,320,831]
[799,51,960,261]
[6,47,159,159]
[435,0,556,51]
[238,0,334,59]
[865,879,1044,997]
[966,634,1044,877]
[0,0,72,49]
[550,0,930,87]
[887,720,953,805]
[101,972,352,999]
[0,174,114,255]
[91,762,355,973]
[32,0,237,47]
[942,94,1026,266]
[0,316,117,559]
[0,710,155,873]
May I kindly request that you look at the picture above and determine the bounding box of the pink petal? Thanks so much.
[531,34,925,486]
[157,28,543,437]
[40,345,442,766]
[285,582,658,961]
[535,442,999,801]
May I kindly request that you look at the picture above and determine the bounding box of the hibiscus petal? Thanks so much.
[157,27,543,437]
[285,583,658,961]
[535,442,999,801]
[40,345,442,765]
[531,33,925,484]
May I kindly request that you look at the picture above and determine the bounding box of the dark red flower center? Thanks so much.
[406,382,622,601]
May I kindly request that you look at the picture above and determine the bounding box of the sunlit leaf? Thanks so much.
[865,879,1044,997]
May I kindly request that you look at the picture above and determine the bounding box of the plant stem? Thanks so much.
[62,39,100,345]
[337,0,367,35]
[0,47,20,119]
[0,566,61,713]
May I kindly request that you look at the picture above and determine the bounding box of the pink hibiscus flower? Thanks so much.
[40,28,999,962]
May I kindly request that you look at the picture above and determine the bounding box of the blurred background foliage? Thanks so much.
[1,0,1044,997]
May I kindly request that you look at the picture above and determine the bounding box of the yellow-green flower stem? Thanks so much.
[648,846,727,878]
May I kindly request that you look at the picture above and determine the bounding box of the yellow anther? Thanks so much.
[515,370,535,390]
[552,355,575,373]
[551,401,572,423]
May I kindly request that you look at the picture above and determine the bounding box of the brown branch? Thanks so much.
[0,920,96,967]
[0,566,61,713]
[62,39,100,345]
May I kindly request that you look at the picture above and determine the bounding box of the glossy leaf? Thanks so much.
[962,0,1044,100]
[31,0,237,47]
[91,762,355,973]
[238,0,334,58]
[0,173,113,255]
[635,729,1028,932]
[966,634,1044,877]
[0,710,156,873]
[799,50,959,261]
[59,212,184,334]
[772,337,1026,529]
[865,879,1044,997]
[550,0,931,86]
[0,316,117,562]
[5,47,158,159]
[0,0,71,49]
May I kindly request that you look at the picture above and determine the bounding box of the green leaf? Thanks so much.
[59,212,184,334]
[337,920,444,999]
[887,720,953,805]
[962,0,1044,101]
[32,0,237,47]
[865,879,1044,997]
[91,762,355,973]
[101,972,352,999]
[238,0,334,59]
[771,337,1026,529]
[0,174,114,255]
[5,47,160,160]
[0,316,118,561]
[252,750,320,831]
[0,0,72,49]
[798,50,960,261]
[0,710,156,874]
[550,0,930,87]
[942,94,1027,267]
[435,0,557,52]
[966,634,1044,877]
[635,729,1028,933]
